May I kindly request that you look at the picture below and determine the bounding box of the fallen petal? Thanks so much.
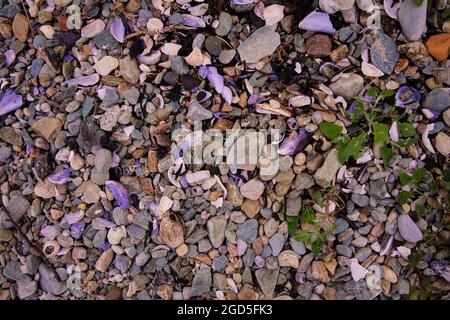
[0,89,23,116]
[105,180,129,209]
[110,18,125,43]
[299,11,336,34]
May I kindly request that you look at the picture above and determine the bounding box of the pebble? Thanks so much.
[240,179,265,200]
[423,88,450,112]
[31,117,62,141]
[314,149,342,187]
[215,12,232,37]
[426,33,450,61]
[306,34,332,58]
[236,219,258,244]
[17,280,37,299]
[12,14,29,42]
[370,33,399,74]
[94,56,119,76]
[277,250,299,268]
[329,73,364,100]
[237,26,281,63]
[119,57,140,84]
[95,248,114,272]
[207,216,227,248]
[398,0,427,41]
[191,268,211,297]
[81,19,105,38]
[319,0,355,14]
[255,268,279,297]
[436,132,450,156]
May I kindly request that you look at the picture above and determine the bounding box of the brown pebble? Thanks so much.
[12,14,30,43]
[306,34,332,58]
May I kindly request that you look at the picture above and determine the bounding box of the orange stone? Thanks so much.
[425,33,450,61]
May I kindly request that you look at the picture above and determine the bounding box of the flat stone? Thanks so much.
[81,19,105,38]
[314,149,342,187]
[319,0,355,13]
[436,132,450,156]
[423,88,450,112]
[398,0,427,41]
[207,215,227,248]
[237,26,281,63]
[31,117,62,141]
[351,194,369,207]
[241,199,261,218]
[191,268,211,296]
[306,34,332,57]
[370,33,399,74]
[236,219,258,243]
[255,268,279,297]
[17,280,37,299]
[6,195,30,224]
[119,57,140,84]
[277,250,299,268]
[269,233,286,257]
[0,127,23,146]
[285,197,302,216]
[93,29,120,51]
[294,172,315,190]
[12,14,29,42]
[39,264,66,295]
[240,179,265,200]
[329,74,364,100]
[91,148,112,185]
[94,56,119,76]
[96,248,114,272]
[215,11,232,36]
[187,100,213,121]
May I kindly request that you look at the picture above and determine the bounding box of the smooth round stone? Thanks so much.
[215,11,232,36]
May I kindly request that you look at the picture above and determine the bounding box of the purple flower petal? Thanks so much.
[248,94,263,105]
[48,168,73,185]
[0,89,23,116]
[422,108,440,120]
[395,86,420,106]
[181,14,206,28]
[65,210,85,225]
[232,0,256,4]
[298,11,336,34]
[180,175,188,189]
[384,0,401,20]
[389,121,399,142]
[110,18,125,43]
[65,74,100,87]
[198,66,211,78]
[4,49,15,67]
[105,180,129,209]
[278,128,309,156]
[221,86,232,104]
[71,221,85,237]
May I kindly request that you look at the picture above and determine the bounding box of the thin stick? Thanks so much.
[20,0,35,38]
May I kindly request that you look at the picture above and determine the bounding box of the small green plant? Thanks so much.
[319,87,417,168]
[396,167,427,207]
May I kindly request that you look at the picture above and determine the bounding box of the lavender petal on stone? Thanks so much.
[278,128,309,156]
[65,74,100,87]
[298,11,336,34]
[105,180,129,209]
[4,49,15,67]
[110,18,125,43]
[395,86,420,106]
[48,168,73,185]
[181,14,206,28]
[398,213,423,243]
[0,89,23,116]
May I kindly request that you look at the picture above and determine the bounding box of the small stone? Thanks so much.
[12,14,29,42]
[39,264,65,295]
[241,199,261,218]
[34,179,56,199]
[91,148,112,185]
[186,170,211,184]
[436,132,450,156]
[237,26,281,63]
[370,33,399,74]
[285,197,302,216]
[306,34,331,58]
[96,248,114,272]
[329,74,364,100]
[255,268,279,297]
[119,57,140,84]
[170,56,189,75]
[94,56,119,76]
[240,179,265,200]
[294,173,315,190]
[383,266,398,283]
[398,214,423,243]
[81,19,105,38]
[93,29,120,51]
[17,280,37,299]
[236,219,258,243]
[6,196,30,225]
[314,149,342,187]
[207,215,227,248]
[0,127,23,146]
[330,44,349,62]
[31,117,62,141]
[159,213,185,248]
[215,12,232,36]
[426,33,450,61]
[423,88,450,112]
[398,0,427,41]
[351,194,369,207]
[107,226,126,245]
[277,250,299,268]
[319,0,355,13]
[187,101,213,121]
[269,233,286,257]
[191,268,211,297]
[311,261,330,282]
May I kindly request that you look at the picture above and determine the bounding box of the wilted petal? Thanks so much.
[110,18,125,43]
[248,94,263,105]
[350,261,368,281]
[221,86,232,104]
[362,62,384,77]
[105,180,129,209]
[0,89,23,116]
[389,121,399,142]
[48,168,73,185]
[232,0,256,4]
[254,2,265,20]
[65,74,100,87]
[395,86,420,106]
[4,50,15,67]
[181,14,206,28]
[384,0,402,20]
[278,128,309,156]
[207,71,224,93]
[185,47,203,66]
[198,66,211,78]
[299,11,336,34]
[422,108,440,120]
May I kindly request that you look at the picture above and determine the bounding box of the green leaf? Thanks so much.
[351,98,365,122]
[286,215,300,236]
[380,89,395,100]
[294,230,311,242]
[398,122,416,137]
[337,133,366,163]
[319,122,343,140]
[393,138,416,148]
[399,172,414,185]
[312,192,324,207]
[380,146,393,169]
[373,122,390,143]
[412,167,426,184]
[398,191,411,205]
[367,87,380,97]
[415,203,426,216]
[299,207,316,225]
[311,241,321,256]
[411,0,424,6]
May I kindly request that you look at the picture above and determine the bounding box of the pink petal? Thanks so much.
[389,121,399,142]
[298,11,336,34]
[4,50,15,67]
